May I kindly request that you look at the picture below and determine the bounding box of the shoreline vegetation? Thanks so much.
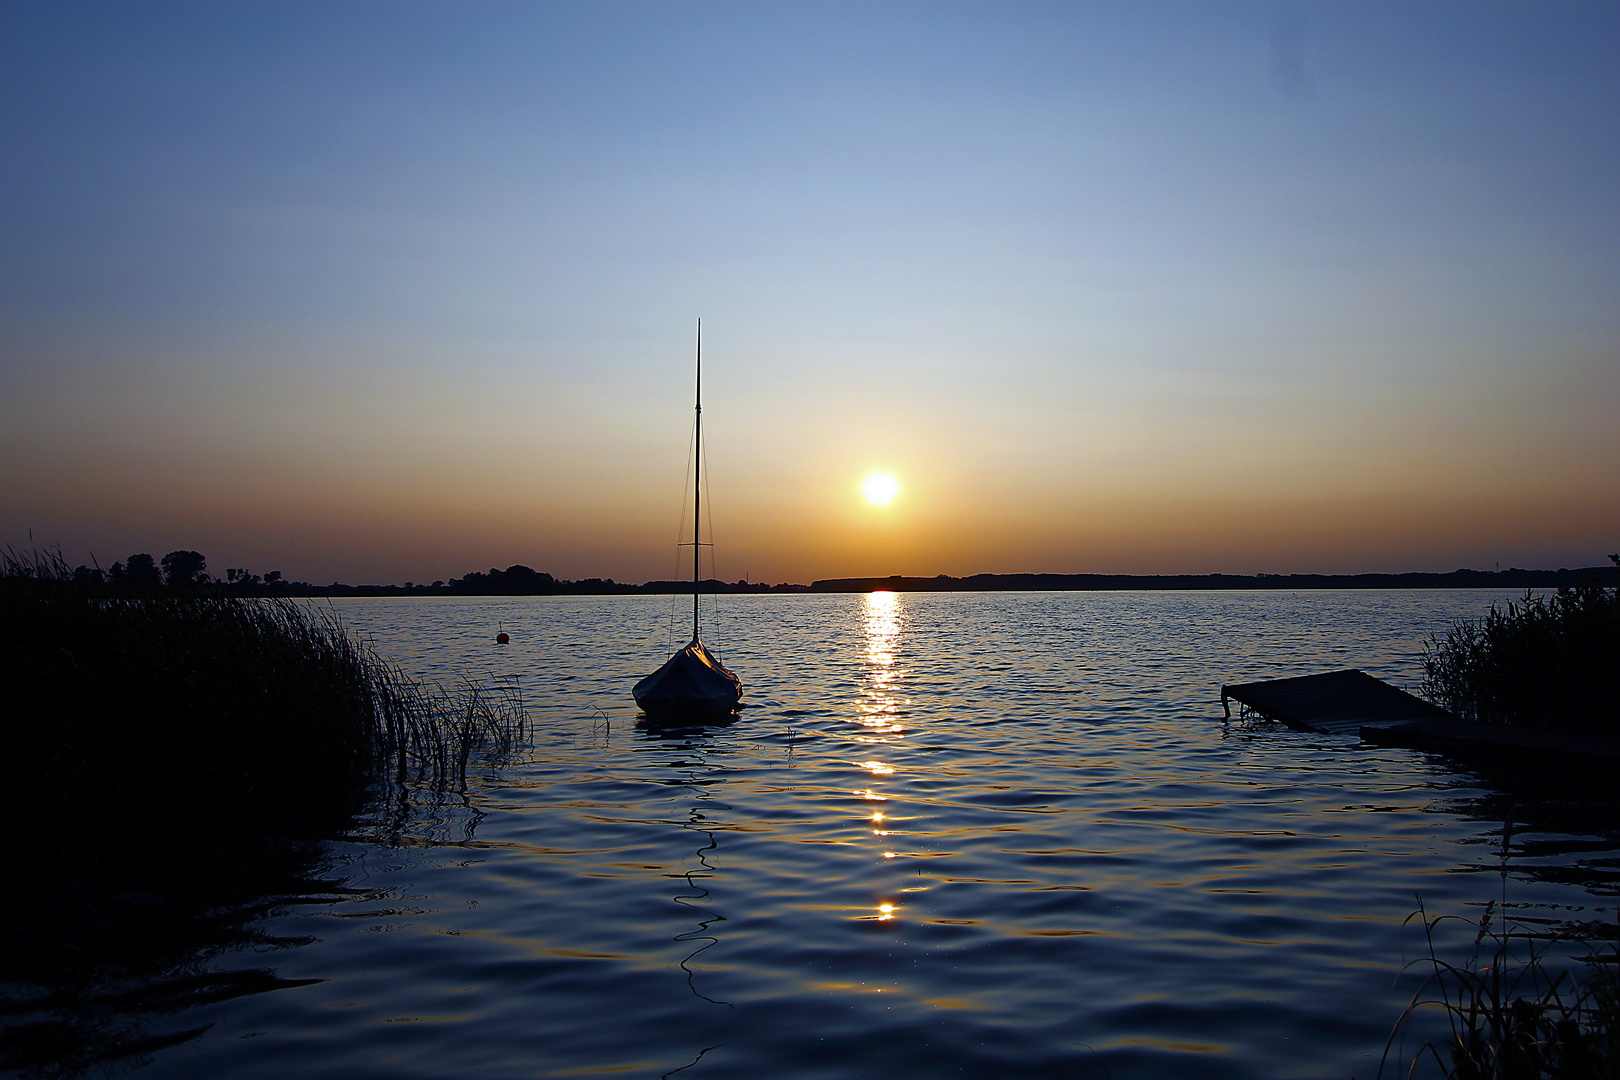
[48,550,1620,597]
[2,550,528,836]
[1,558,525,959]
[1,548,528,1074]
[1422,558,1618,737]
[1390,906,1620,1080]
[1384,829,1619,1080]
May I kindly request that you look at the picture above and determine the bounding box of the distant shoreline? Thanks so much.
[248,565,1618,598]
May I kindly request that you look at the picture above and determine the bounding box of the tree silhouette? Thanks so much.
[161,551,207,588]
[123,554,161,590]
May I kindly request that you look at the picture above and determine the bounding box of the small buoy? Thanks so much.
[496,631,509,644]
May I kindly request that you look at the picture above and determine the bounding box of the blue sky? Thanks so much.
[3,2,1617,583]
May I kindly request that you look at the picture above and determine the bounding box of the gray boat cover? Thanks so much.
[633,637,743,718]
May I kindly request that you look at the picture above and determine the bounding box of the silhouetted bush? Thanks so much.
[1,548,525,855]
[1422,562,1620,735]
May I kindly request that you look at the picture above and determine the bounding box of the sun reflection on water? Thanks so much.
[855,591,915,920]
[858,591,906,732]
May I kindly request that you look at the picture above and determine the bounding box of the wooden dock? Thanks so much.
[1220,669,1451,735]
[1222,668,1620,764]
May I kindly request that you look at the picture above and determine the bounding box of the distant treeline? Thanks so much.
[60,553,813,597]
[60,551,1619,597]
[808,568,1620,592]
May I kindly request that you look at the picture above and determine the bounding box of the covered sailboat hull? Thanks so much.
[634,637,743,720]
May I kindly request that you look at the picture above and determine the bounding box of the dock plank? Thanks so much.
[1220,669,1450,734]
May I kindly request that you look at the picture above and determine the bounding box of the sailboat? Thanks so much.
[633,320,744,721]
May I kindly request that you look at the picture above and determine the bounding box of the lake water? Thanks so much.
[41,591,1620,1079]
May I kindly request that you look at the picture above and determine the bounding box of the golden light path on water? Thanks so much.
[858,590,906,923]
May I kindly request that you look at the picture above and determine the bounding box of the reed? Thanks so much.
[1,547,526,859]
[1382,900,1618,1079]
[1421,560,1619,735]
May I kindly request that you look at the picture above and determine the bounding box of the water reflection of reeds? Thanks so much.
[0,834,347,1078]
[1,786,517,1078]
[1431,767,1620,900]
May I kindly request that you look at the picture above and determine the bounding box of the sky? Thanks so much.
[2,1,1617,585]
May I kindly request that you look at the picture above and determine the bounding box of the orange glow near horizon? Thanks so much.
[5,340,1617,586]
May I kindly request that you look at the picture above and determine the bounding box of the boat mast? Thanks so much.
[693,318,701,642]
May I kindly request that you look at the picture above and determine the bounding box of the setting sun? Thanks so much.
[862,473,900,506]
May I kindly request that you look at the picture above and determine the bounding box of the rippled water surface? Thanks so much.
[130,591,1615,1079]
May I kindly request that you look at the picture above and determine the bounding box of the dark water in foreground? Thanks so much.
[22,592,1620,1078]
